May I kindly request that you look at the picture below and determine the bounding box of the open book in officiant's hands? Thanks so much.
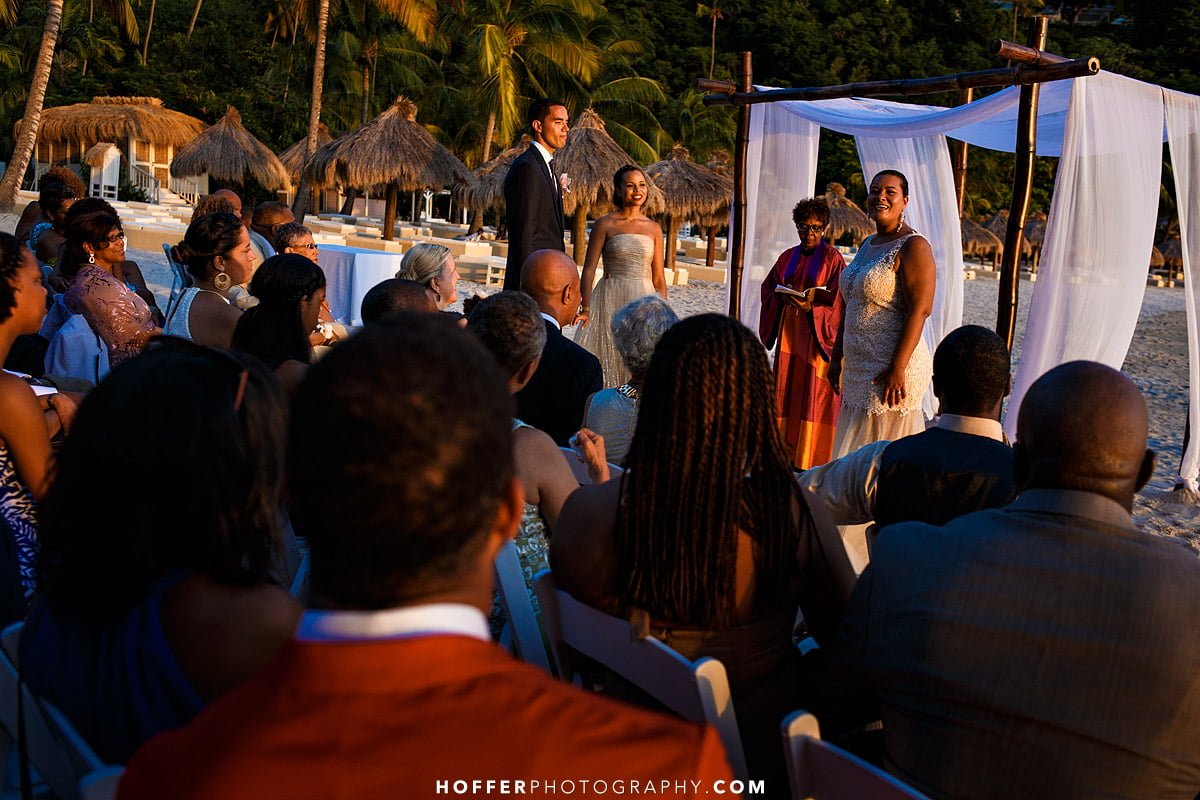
[774,284,828,299]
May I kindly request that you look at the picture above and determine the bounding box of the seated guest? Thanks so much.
[273,222,318,263]
[515,249,603,446]
[164,212,251,348]
[57,198,163,321]
[800,324,1015,533]
[468,292,607,536]
[17,167,86,245]
[248,201,293,268]
[28,178,78,269]
[360,278,436,322]
[62,213,159,366]
[116,315,734,798]
[838,361,1200,800]
[552,313,856,786]
[190,189,241,223]
[231,254,325,397]
[583,295,678,464]
[21,338,300,765]
[0,234,76,599]
[396,242,460,312]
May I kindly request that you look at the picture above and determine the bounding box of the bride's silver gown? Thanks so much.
[575,233,656,387]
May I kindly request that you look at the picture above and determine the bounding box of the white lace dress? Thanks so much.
[575,233,656,387]
[833,233,932,458]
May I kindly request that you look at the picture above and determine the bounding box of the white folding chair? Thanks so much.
[493,542,552,673]
[78,766,123,800]
[289,553,310,600]
[781,711,929,799]
[162,243,191,312]
[534,570,749,781]
[0,623,116,800]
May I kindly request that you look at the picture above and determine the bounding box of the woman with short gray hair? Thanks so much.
[583,295,678,464]
[396,242,459,311]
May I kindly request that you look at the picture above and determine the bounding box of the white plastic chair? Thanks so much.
[288,553,310,600]
[493,542,552,673]
[162,243,190,312]
[533,570,749,781]
[0,623,118,800]
[781,710,929,799]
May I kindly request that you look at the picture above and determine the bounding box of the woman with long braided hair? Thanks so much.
[552,313,855,788]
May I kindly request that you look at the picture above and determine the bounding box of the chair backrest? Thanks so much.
[493,542,551,673]
[0,622,106,800]
[162,243,191,310]
[781,711,929,800]
[289,553,310,600]
[533,571,749,780]
[78,766,124,800]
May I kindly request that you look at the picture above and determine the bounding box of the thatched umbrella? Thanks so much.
[645,145,731,270]
[460,135,531,212]
[305,96,474,240]
[962,217,1004,269]
[552,108,664,262]
[821,182,872,245]
[171,107,290,191]
[33,97,205,158]
[278,123,333,185]
[1149,245,1166,271]
[1023,212,1046,271]
[985,209,1032,257]
[1160,237,1183,279]
[706,150,731,175]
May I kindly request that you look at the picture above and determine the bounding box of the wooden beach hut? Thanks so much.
[553,108,664,263]
[31,96,206,197]
[645,144,731,271]
[170,107,291,196]
[305,96,474,240]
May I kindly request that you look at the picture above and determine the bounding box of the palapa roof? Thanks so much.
[305,97,473,193]
[821,182,872,244]
[705,150,731,176]
[170,107,290,190]
[33,97,205,149]
[552,108,663,216]
[277,123,333,184]
[961,217,1003,256]
[984,210,1031,255]
[459,135,532,211]
[644,144,731,221]
[1159,237,1183,268]
[1149,245,1165,269]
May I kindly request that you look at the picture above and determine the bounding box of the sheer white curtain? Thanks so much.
[856,135,965,417]
[1006,73,1165,438]
[736,102,820,338]
[1166,89,1200,490]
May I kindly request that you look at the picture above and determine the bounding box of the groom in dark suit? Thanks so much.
[503,99,569,291]
[516,249,602,446]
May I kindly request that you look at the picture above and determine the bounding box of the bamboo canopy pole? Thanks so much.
[701,57,1097,107]
[991,39,1068,65]
[953,88,973,218]
[727,52,752,319]
[996,16,1050,352]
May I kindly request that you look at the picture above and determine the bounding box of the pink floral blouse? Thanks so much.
[65,266,158,366]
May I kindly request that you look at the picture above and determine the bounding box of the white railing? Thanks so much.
[168,174,200,205]
[128,163,160,204]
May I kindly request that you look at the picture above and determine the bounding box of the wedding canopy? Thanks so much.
[738,71,1200,486]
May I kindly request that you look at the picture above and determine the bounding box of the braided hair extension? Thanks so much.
[614,313,800,629]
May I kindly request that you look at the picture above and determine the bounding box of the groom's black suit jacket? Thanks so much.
[503,144,565,291]
[515,318,602,446]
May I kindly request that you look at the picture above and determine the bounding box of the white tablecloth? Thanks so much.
[319,244,404,325]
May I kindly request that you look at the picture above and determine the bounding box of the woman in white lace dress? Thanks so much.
[829,170,935,457]
[576,166,667,387]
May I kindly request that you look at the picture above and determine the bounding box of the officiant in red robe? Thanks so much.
[759,198,846,469]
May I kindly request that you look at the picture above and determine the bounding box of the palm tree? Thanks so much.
[291,0,437,218]
[140,0,155,62]
[695,1,730,80]
[0,0,62,211]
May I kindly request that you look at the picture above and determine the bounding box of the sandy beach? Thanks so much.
[7,211,1195,550]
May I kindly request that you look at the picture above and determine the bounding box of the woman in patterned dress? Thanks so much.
[829,170,936,457]
[0,234,77,598]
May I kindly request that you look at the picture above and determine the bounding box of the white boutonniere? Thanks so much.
[559,172,572,194]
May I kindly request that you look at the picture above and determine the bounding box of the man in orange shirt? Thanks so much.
[118,314,736,799]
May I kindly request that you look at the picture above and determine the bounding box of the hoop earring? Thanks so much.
[213,272,232,291]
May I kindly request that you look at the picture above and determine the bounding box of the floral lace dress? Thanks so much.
[65,266,158,366]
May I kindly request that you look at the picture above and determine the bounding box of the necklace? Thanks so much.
[616,383,641,400]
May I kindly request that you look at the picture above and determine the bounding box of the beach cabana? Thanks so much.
[170,107,290,195]
[83,143,121,200]
[31,96,206,194]
[821,182,872,245]
[553,108,664,263]
[645,145,731,271]
[305,96,474,240]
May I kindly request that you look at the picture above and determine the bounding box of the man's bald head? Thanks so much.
[212,189,242,216]
[1015,361,1154,510]
[520,249,580,327]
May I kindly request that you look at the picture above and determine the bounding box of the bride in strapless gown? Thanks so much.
[576,166,667,387]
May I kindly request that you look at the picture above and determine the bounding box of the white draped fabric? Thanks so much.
[1165,89,1200,490]
[1005,73,1165,438]
[735,105,820,337]
[855,135,965,417]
